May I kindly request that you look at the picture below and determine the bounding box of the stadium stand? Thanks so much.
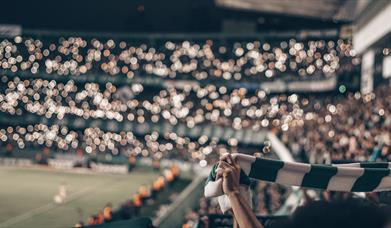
[0,32,388,227]
[1,1,391,227]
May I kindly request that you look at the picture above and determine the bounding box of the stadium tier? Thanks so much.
[0,35,354,82]
[0,75,389,163]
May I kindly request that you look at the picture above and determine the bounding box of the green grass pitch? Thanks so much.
[0,166,160,228]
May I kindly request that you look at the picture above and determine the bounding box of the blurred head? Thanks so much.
[269,199,391,228]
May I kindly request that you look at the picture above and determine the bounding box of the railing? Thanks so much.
[153,175,205,228]
[21,28,339,40]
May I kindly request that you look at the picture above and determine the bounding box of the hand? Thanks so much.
[216,153,241,196]
[216,156,264,228]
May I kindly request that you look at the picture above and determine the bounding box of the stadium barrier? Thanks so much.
[48,159,75,169]
[0,157,32,166]
[90,162,128,174]
[154,175,205,228]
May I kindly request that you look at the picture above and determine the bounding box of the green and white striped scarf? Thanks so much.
[205,154,391,212]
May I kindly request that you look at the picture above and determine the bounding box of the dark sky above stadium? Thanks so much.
[0,0,341,33]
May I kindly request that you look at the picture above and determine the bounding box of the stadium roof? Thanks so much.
[0,0,347,33]
[216,0,372,22]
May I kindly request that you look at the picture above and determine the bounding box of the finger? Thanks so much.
[223,168,233,177]
[231,155,241,169]
[219,161,234,170]
[223,154,240,170]
[216,169,223,179]
[220,153,235,167]
[224,167,233,174]
[219,153,230,162]
[225,154,234,165]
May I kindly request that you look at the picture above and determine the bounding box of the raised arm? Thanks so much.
[217,154,263,228]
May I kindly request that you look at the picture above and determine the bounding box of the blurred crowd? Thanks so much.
[280,85,391,163]
[1,72,390,164]
[0,36,355,82]
[0,75,307,131]
[0,122,240,163]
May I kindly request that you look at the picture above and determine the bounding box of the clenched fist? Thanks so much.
[216,153,241,196]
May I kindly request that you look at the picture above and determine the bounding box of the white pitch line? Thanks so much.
[0,180,114,228]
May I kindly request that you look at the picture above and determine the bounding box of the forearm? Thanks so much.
[233,217,239,228]
[228,192,263,228]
